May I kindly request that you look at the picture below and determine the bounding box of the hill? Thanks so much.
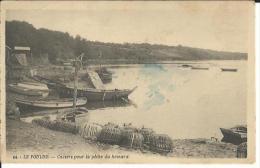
[6,21,247,64]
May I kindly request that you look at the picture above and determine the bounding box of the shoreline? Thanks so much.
[6,119,238,158]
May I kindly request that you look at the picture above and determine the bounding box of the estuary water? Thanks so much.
[21,60,247,140]
[87,60,247,139]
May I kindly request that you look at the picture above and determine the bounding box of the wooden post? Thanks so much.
[73,61,79,113]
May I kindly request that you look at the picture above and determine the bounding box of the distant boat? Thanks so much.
[180,64,192,68]
[191,66,209,70]
[8,83,49,97]
[15,98,87,112]
[221,68,237,72]
[220,125,247,145]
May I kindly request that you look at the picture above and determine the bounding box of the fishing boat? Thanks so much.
[220,125,247,145]
[221,68,237,72]
[15,98,87,112]
[8,83,49,97]
[57,85,137,101]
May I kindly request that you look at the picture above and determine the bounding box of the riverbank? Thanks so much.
[6,119,237,158]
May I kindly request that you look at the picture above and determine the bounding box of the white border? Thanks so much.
[2,2,259,168]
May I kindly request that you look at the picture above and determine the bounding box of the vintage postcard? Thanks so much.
[0,1,255,163]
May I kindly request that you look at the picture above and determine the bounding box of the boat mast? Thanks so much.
[73,53,84,113]
[99,50,102,72]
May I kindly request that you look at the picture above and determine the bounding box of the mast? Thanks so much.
[73,53,84,113]
[99,50,102,72]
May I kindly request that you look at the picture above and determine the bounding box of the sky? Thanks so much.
[5,1,253,53]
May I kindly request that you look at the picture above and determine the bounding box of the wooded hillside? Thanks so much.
[6,21,247,64]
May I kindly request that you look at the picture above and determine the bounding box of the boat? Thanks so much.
[8,83,49,97]
[180,64,192,68]
[220,125,247,145]
[15,98,87,112]
[30,75,62,89]
[191,66,209,70]
[95,67,112,83]
[17,82,49,91]
[95,51,112,83]
[57,85,137,101]
[221,68,237,72]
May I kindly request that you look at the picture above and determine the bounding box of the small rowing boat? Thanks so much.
[8,83,49,97]
[15,98,87,112]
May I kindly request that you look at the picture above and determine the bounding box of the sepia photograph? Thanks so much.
[0,1,255,163]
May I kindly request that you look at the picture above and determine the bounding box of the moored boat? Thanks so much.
[15,98,87,112]
[221,68,237,72]
[57,85,137,101]
[191,66,209,70]
[180,64,192,68]
[8,83,49,97]
[220,125,247,145]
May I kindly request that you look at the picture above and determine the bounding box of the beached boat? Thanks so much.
[15,98,87,112]
[221,68,237,72]
[57,85,137,101]
[8,83,49,97]
[220,125,247,145]
[191,66,209,70]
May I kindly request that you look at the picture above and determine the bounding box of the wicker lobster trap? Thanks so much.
[32,118,78,134]
[97,123,122,144]
[120,127,144,149]
[149,134,173,154]
[79,122,102,140]
[139,127,155,145]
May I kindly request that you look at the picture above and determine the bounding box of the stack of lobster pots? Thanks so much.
[33,117,174,155]
[78,122,173,154]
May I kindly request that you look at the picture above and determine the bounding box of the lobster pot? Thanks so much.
[97,124,122,145]
[79,122,102,140]
[139,128,155,145]
[120,129,144,149]
[149,134,173,154]
[237,142,247,158]
[32,118,78,134]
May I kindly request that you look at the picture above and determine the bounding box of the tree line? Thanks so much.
[6,20,247,64]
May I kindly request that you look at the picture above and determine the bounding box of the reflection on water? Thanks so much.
[21,61,247,139]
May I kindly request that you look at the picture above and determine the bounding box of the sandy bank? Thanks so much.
[5,119,238,159]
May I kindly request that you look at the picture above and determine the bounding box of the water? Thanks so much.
[21,60,247,139]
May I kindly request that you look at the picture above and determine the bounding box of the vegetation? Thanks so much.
[6,20,247,64]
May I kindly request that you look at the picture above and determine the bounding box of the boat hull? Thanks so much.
[15,98,87,113]
[8,84,49,97]
[221,68,237,72]
[220,128,247,145]
[57,86,137,101]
